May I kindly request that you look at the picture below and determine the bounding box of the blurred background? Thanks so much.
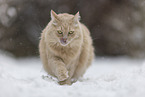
[0,0,145,58]
[1,1,145,96]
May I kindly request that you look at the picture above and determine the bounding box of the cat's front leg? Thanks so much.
[58,65,77,85]
[56,65,69,81]
[49,56,69,81]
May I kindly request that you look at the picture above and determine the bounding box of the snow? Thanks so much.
[0,52,145,97]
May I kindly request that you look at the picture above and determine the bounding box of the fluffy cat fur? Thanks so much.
[39,10,94,85]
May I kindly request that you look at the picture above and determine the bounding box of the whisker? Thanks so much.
[92,37,99,40]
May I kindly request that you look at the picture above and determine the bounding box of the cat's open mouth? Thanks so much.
[60,38,68,46]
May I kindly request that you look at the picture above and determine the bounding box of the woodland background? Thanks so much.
[0,0,145,57]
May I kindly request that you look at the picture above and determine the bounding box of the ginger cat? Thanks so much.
[39,10,94,85]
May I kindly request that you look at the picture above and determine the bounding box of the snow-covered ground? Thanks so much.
[0,52,145,97]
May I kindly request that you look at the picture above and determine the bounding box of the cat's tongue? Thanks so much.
[60,38,67,45]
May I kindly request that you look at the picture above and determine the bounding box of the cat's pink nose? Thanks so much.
[60,38,67,45]
[63,38,67,42]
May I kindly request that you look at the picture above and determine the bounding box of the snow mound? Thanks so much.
[0,53,145,97]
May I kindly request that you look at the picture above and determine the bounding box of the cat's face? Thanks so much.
[50,10,81,46]
[55,26,77,46]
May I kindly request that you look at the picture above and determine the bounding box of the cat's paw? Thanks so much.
[57,67,69,81]
[59,79,72,85]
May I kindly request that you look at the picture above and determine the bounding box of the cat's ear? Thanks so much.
[51,10,59,25]
[73,11,81,26]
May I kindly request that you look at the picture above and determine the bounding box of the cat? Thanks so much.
[39,10,94,85]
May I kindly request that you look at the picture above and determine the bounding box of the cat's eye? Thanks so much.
[57,31,63,34]
[68,31,74,34]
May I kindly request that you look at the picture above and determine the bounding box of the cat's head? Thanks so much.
[49,10,81,46]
